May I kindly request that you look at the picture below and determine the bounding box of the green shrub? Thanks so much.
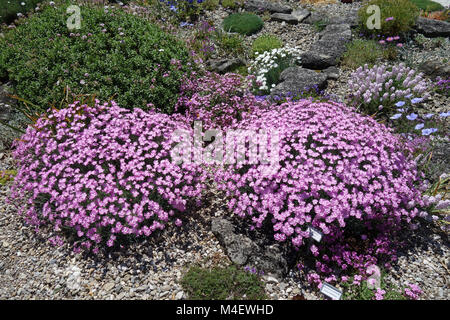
[214,30,245,55]
[358,0,420,36]
[341,39,383,69]
[0,0,41,24]
[251,34,283,57]
[181,265,267,300]
[410,0,444,12]
[223,12,263,36]
[0,2,192,114]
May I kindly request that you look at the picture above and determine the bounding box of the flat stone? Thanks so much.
[103,282,115,292]
[291,9,311,23]
[244,0,292,14]
[270,67,329,97]
[419,60,450,79]
[415,17,450,38]
[271,13,298,25]
[207,58,245,74]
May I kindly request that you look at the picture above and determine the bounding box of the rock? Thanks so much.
[415,17,450,38]
[211,218,255,265]
[323,66,341,80]
[270,67,329,97]
[175,291,184,300]
[263,275,279,284]
[211,218,289,277]
[303,9,358,27]
[271,13,298,25]
[419,60,450,80]
[291,9,311,23]
[319,24,352,42]
[301,24,351,69]
[207,58,245,74]
[244,0,292,14]
[103,282,115,292]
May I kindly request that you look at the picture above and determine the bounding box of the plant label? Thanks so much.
[320,282,342,300]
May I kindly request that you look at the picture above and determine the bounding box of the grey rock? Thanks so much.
[291,9,311,23]
[271,67,329,97]
[323,66,341,80]
[207,58,245,74]
[303,9,358,27]
[271,13,298,25]
[415,17,450,38]
[211,218,288,277]
[319,24,352,42]
[175,291,184,300]
[103,282,115,292]
[419,60,450,80]
[244,0,292,14]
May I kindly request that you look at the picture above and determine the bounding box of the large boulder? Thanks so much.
[271,13,299,24]
[419,60,450,80]
[244,0,292,14]
[301,24,352,69]
[270,67,329,97]
[211,217,290,278]
[302,8,359,27]
[207,58,246,74]
[415,17,450,38]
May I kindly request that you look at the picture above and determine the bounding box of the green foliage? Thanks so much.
[202,0,220,11]
[251,34,283,57]
[358,0,420,36]
[313,19,328,32]
[214,30,245,55]
[341,39,383,69]
[223,12,263,36]
[0,2,192,114]
[221,0,243,9]
[181,265,267,300]
[410,0,444,12]
[341,272,407,300]
[0,170,17,185]
[0,0,41,24]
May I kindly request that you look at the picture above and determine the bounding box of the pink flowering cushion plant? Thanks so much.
[10,100,206,253]
[175,71,269,130]
[215,99,428,275]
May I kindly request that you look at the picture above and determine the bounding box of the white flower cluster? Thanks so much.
[248,47,302,93]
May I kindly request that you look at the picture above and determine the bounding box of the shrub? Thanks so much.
[0,170,16,185]
[175,71,269,130]
[348,63,431,115]
[410,0,444,12]
[215,100,427,276]
[358,0,420,36]
[214,30,245,56]
[0,0,41,24]
[0,2,192,114]
[181,265,267,299]
[10,100,206,252]
[222,13,263,36]
[248,47,302,94]
[251,34,283,57]
[221,0,243,9]
[341,39,383,69]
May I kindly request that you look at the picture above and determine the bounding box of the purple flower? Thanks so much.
[414,123,424,130]
[411,97,423,104]
[385,17,394,22]
[390,113,402,120]
[422,128,438,135]
[406,113,418,120]
[395,101,405,107]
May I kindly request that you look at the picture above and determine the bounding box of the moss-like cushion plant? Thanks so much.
[222,12,263,36]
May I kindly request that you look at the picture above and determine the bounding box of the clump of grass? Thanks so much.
[410,0,444,12]
[181,265,267,300]
[341,39,383,69]
[251,34,283,57]
[223,12,264,36]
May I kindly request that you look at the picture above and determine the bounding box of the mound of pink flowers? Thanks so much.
[175,71,269,129]
[216,99,428,274]
[10,100,206,253]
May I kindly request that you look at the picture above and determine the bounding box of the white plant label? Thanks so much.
[308,226,323,242]
[320,282,342,300]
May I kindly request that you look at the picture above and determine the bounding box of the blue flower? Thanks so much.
[406,113,418,120]
[411,97,423,104]
[390,113,402,120]
[405,94,413,99]
[422,128,438,136]
[397,108,405,113]
[424,113,434,119]
[439,111,450,118]
[395,101,405,107]
[415,123,424,130]
[169,5,177,12]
